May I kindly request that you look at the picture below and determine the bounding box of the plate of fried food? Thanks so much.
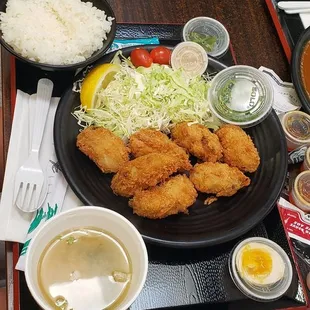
[54,45,287,247]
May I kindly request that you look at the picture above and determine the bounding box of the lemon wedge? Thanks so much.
[80,63,120,109]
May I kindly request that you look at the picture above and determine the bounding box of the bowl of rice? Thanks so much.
[0,0,116,71]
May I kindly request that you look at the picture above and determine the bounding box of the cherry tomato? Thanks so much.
[150,46,172,65]
[130,48,153,68]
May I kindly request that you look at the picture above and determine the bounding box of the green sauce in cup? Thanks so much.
[208,65,274,127]
[188,31,217,52]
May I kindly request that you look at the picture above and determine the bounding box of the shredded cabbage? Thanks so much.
[73,52,219,140]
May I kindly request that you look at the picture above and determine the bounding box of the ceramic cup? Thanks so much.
[25,206,148,310]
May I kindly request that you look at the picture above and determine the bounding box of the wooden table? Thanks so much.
[0,0,292,309]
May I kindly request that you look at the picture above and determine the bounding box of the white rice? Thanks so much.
[0,0,113,65]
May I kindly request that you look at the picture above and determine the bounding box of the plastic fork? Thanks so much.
[14,78,54,212]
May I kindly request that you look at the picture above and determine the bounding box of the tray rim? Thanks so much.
[265,0,292,62]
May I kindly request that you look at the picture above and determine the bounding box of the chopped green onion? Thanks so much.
[189,32,217,52]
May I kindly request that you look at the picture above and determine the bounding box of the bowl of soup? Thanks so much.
[292,27,310,114]
[25,207,148,310]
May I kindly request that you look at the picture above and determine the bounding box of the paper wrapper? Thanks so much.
[0,89,82,271]
[0,91,61,242]
[259,66,301,115]
[15,153,68,271]
[278,197,310,305]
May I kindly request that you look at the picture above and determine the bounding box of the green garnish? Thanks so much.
[189,32,217,52]
[66,236,76,245]
[216,79,263,122]
[54,296,68,309]
[218,79,236,106]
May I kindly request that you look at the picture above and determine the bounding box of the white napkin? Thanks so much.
[0,90,82,270]
[300,13,310,29]
[259,66,301,114]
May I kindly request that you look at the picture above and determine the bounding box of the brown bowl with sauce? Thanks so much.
[292,27,310,114]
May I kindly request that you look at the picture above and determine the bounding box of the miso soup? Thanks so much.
[38,227,132,310]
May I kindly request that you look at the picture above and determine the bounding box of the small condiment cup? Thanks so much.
[280,111,310,151]
[301,147,310,171]
[208,65,274,127]
[183,16,230,57]
[25,207,148,310]
[229,237,293,302]
[290,171,310,213]
[171,41,208,78]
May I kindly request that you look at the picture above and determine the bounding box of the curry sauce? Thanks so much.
[301,42,310,97]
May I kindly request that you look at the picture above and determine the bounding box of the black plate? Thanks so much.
[54,45,288,248]
[0,0,116,71]
[292,26,310,114]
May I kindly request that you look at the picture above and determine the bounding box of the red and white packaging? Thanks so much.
[278,197,310,305]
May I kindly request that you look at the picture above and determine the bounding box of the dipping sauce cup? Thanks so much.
[290,171,310,213]
[208,65,274,127]
[301,147,310,171]
[171,42,208,78]
[182,16,230,57]
[280,111,310,151]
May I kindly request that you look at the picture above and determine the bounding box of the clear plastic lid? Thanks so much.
[183,17,230,57]
[208,65,274,127]
[171,42,208,78]
[229,237,293,302]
